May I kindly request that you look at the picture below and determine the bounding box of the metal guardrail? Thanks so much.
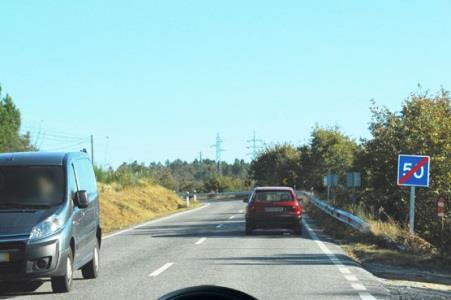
[194,191,250,200]
[299,191,371,233]
[177,191,250,201]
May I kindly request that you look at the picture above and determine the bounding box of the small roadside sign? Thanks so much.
[323,175,338,187]
[323,174,338,202]
[346,172,361,188]
[397,154,430,187]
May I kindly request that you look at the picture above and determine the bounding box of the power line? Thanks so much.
[21,124,93,154]
[21,125,88,141]
[42,140,89,152]
[246,131,264,160]
[210,133,225,176]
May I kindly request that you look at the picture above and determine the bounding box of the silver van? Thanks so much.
[0,152,101,293]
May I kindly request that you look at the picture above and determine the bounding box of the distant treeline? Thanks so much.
[249,89,450,251]
[95,159,251,193]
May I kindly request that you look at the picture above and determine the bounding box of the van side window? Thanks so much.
[73,159,97,193]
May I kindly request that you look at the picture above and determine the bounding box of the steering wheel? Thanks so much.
[158,285,257,300]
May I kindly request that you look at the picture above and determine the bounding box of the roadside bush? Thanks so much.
[249,89,450,253]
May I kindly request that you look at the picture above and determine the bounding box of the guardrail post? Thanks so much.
[185,193,190,207]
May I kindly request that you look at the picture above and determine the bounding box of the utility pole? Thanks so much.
[90,134,94,165]
[210,133,225,176]
[246,131,264,160]
[104,136,110,168]
[199,152,203,182]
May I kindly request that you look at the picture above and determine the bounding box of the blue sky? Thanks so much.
[1,0,450,167]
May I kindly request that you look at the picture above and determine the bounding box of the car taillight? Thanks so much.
[292,205,301,213]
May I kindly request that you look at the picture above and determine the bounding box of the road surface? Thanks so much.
[0,200,390,299]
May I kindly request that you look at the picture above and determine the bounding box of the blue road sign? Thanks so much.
[346,172,361,188]
[323,175,338,187]
[397,154,430,187]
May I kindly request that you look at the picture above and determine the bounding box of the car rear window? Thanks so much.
[254,190,294,202]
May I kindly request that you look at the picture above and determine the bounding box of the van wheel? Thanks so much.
[81,240,99,279]
[51,248,74,293]
[245,224,253,235]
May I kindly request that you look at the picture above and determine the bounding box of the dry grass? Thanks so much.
[346,205,439,256]
[99,181,194,233]
[306,202,451,276]
[343,243,438,267]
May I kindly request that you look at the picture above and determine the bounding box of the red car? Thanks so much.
[244,187,303,235]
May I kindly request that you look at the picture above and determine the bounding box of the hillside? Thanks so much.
[98,181,188,233]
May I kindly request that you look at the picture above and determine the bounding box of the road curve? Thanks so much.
[0,200,390,300]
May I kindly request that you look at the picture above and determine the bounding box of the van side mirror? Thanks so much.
[76,190,89,209]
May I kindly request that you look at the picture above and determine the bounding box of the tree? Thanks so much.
[0,86,35,152]
[299,127,358,192]
[357,90,451,247]
[249,144,300,186]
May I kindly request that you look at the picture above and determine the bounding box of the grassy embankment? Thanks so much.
[300,194,451,284]
[98,181,197,233]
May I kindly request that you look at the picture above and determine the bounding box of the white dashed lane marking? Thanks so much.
[195,237,207,245]
[339,267,352,274]
[359,292,377,300]
[216,224,223,228]
[351,283,367,291]
[229,215,235,219]
[345,275,358,282]
[148,263,174,277]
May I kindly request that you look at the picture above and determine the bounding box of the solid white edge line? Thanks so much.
[303,219,376,299]
[195,237,207,245]
[148,262,174,277]
[103,203,211,240]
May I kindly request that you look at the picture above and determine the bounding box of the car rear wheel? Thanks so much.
[81,239,100,279]
[51,248,74,293]
[293,223,303,235]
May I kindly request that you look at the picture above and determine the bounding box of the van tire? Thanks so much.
[81,240,99,279]
[245,223,253,235]
[51,248,74,293]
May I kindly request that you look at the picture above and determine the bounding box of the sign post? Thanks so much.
[397,154,430,234]
[437,196,445,231]
[409,186,415,234]
[323,174,338,202]
[346,172,361,204]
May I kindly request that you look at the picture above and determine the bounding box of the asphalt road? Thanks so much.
[0,200,391,300]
